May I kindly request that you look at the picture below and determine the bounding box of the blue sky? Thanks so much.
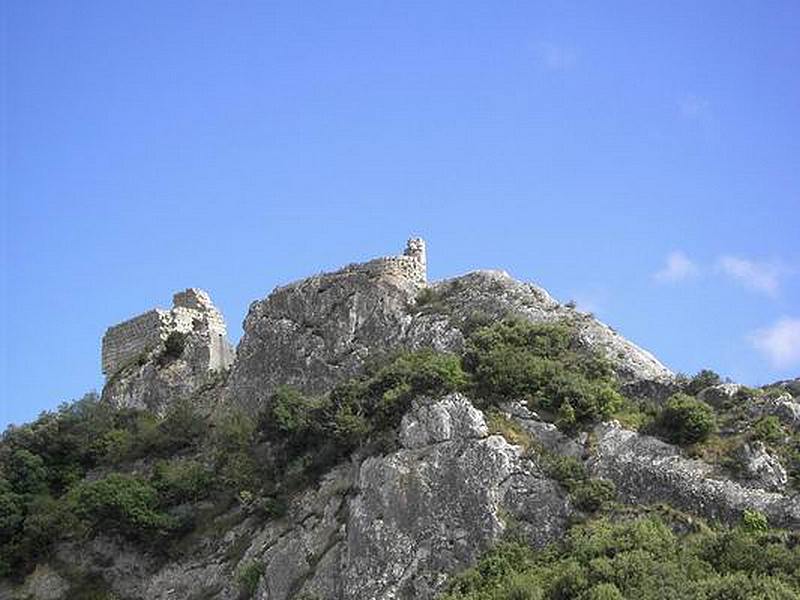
[2,1,799,428]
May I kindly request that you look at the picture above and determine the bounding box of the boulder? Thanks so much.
[732,441,788,493]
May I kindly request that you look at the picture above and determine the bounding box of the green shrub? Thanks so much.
[0,490,24,538]
[443,514,800,600]
[538,451,588,492]
[464,318,622,425]
[740,509,769,533]
[366,350,468,425]
[686,369,723,396]
[237,560,265,598]
[152,459,213,504]
[67,474,176,538]
[5,449,48,495]
[753,416,784,446]
[556,400,577,431]
[414,287,441,308]
[572,479,616,513]
[586,583,624,600]
[657,394,716,445]
[148,400,208,455]
[269,386,316,435]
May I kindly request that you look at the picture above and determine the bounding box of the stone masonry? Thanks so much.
[341,237,427,288]
[101,288,234,378]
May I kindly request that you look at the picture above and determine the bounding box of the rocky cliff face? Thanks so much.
[230,266,672,415]
[8,239,800,600]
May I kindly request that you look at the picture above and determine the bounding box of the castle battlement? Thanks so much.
[101,288,233,378]
[342,237,427,287]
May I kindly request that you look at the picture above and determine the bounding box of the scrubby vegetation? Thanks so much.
[464,319,623,426]
[656,394,716,445]
[3,315,799,593]
[237,560,265,598]
[442,511,800,600]
[0,394,210,577]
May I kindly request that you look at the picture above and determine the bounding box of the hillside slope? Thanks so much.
[3,239,800,600]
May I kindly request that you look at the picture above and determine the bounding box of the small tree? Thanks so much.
[685,369,722,396]
[658,394,716,445]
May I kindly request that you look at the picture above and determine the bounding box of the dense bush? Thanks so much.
[657,394,716,445]
[67,474,176,539]
[464,319,622,425]
[237,560,265,598]
[685,369,723,396]
[256,350,469,493]
[753,416,785,446]
[152,458,214,504]
[442,514,800,600]
[0,393,212,577]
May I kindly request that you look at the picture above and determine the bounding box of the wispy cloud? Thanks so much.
[537,43,577,71]
[750,317,800,369]
[717,256,783,296]
[678,93,711,119]
[653,251,699,284]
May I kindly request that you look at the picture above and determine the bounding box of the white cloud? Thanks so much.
[678,94,711,119]
[537,43,577,71]
[750,317,800,369]
[717,256,782,296]
[653,251,699,283]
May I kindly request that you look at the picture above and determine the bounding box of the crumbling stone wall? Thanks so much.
[342,237,427,287]
[101,310,170,376]
[101,288,234,378]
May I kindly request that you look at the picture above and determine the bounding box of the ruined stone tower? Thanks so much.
[404,237,427,282]
[101,288,234,379]
[338,237,427,289]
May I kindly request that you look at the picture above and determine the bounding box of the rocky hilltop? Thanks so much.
[3,239,800,600]
[230,264,672,414]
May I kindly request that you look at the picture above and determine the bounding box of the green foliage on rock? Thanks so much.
[753,416,785,446]
[685,369,723,396]
[464,318,622,425]
[657,393,716,445]
[152,458,214,504]
[67,473,177,538]
[257,349,469,492]
[237,560,265,598]
[441,514,800,600]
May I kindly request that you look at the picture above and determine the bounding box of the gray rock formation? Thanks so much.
[335,394,569,600]
[588,421,800,528]
[697,382,746,408]
[12,395,569,600]
[229,242,672,415]
[732,441,788,493]
[762,393,800,430]
[21,238,798,600]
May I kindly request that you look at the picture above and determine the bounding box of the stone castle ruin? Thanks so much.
[100,239,426,411]
[101,288,234,379]
[340,237,427,288]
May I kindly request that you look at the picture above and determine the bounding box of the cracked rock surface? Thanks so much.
[12,395,569,600]
[229,268,672,415]
[589,421,800,528]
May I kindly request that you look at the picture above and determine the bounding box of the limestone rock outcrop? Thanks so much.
[588,421,800,528]
[17,395,569,600]
[26,237,794,600]
[732,441,788,493]
[229,244,672,415]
